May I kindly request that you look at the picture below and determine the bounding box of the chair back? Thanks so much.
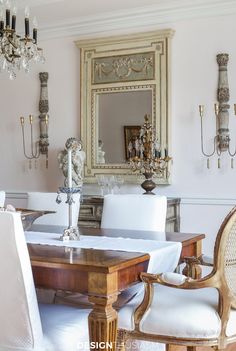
[27,192,81,227]
[214,206,236,308]
[0,190,5,207]
[101,194,167,235]
[0,211,43,350]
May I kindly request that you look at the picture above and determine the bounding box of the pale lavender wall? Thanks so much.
[2,14,236,255]
[0,37,80,192]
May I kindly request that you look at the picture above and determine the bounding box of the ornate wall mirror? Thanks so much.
[76,29,174,183]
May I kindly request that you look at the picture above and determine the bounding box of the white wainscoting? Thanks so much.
[6,192,28,209]
[180,197,236,256]
[6,192,236,256]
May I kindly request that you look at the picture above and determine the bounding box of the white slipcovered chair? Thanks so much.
[0,190,5,207]
[100,194,168,351]
[0,211,90,351]
[27,191,81,304]
[117,206,236,351]
[101,194,167,234]
[27,191,81,227]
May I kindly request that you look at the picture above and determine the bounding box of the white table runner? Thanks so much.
[25,231,182,274]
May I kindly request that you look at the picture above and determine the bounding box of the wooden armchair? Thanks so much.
[117,206,236,351]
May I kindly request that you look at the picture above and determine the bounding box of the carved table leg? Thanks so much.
[88,272,119,351]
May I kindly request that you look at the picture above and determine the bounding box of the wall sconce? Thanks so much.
[20,72,49,169]
[199,53,236,169]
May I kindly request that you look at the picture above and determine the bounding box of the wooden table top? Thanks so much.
[28,244,149,274]
[28,227,205,274]
[80,227,205,248]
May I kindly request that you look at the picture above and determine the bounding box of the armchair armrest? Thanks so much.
[182,254,214,279]
[140,271,217,290]
[184,254,213,267]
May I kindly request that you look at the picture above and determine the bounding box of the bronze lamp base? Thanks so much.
[141,172,156,195]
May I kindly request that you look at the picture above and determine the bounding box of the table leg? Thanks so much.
[88,272,119,351]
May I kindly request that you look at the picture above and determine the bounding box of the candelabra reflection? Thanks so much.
[128,114,171,194]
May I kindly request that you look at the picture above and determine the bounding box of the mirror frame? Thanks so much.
[76,29,174,184]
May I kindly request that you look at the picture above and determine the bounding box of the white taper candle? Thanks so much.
[67,148,72,188]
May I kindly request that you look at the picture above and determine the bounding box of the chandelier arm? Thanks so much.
[200,117,216,157]
[8,37,18,50]
[4,54,14,63]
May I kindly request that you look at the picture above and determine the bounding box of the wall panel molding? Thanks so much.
[6,192,28,200]
[5,192,236,207]
[181,197,236,206]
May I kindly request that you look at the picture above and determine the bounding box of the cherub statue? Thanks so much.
[57,138,86,188]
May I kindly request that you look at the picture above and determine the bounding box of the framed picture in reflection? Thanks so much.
[124,125,141,160]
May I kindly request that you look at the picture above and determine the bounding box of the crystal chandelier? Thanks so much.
[0,0,45,79]
[129,114,171,194]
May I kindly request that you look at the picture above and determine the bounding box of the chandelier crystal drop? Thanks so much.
[0,0,45,79]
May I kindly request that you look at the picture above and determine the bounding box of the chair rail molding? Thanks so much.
[39,0,236,40]
[6,192,28,200]
[5,192,236,207]
[181,197,236,206]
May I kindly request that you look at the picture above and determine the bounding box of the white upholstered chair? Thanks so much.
[0,191,5,207]
[101,194,167,235]
[100,194,168,351]
[0,211,90,351]
[117,206,236,351]
[27,191,81,227]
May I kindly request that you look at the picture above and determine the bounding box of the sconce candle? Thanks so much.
[24,6,30,37]
[6,8,10,28]
[67,148,72,188]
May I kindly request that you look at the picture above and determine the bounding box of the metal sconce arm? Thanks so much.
[199,54,236,169]
[20,72,49,169]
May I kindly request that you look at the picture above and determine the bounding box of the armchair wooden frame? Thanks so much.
[118,206,236,351]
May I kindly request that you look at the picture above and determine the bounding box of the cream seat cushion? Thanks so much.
[119,284,236,339]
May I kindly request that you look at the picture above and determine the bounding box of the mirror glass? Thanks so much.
[97,90,152,164]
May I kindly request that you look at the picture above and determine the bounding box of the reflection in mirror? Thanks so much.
[98,90,152,164]
[97,140,106,163]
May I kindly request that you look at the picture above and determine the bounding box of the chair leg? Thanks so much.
[116,329,128,351]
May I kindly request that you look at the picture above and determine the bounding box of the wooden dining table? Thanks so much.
[28,227,205,351]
